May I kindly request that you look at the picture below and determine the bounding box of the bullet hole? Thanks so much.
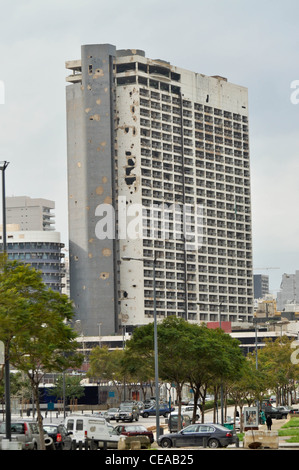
[125,176,136,185]
[125,155,137,188]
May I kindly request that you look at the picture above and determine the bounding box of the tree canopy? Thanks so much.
[0,259,83,449]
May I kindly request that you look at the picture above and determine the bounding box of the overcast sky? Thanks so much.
[0,0,298,294]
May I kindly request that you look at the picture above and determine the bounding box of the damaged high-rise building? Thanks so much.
[66,44,253,336]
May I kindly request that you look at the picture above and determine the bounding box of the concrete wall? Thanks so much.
[66,44,118,336]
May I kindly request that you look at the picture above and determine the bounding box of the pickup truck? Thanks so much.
[262,405,289,419]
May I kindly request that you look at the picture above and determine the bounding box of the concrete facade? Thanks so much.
[66,44,253,336]
[4,229,65,292]
[277,271,299,311]
[6,196,55,231]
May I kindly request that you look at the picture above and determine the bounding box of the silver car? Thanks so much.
[0,420,41,450]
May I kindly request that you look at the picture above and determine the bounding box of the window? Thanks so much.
[183,424,199,433]
[66,419,74,432]
[76,420,83,431]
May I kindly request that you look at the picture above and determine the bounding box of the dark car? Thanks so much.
[262,404,289,419]
[43,424,73,450]
[112,424,154,443]
[141,403,175,418]
[168,413,191,433]
[157,423,236,449]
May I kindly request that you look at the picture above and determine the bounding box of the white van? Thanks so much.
[64,414,120,449]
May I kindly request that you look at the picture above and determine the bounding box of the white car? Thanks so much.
[181,406,200,421]
[170,406,200,421]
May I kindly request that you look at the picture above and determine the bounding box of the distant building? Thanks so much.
[277,271,299,311]
[1,196,65,292]
[254,274,269,299]
[6,196,55,231]
[3,229,65,292]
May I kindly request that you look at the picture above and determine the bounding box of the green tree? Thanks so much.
[124,317,193,424]
[0,260,83,449]
[88,346,125,402]
[52,374,85,406]
[187,325,245,422]
[255,336,299,405]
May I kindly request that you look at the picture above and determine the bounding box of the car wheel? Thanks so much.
[208,438,220,448]
[160,438,172,448]
[143,412,149,418]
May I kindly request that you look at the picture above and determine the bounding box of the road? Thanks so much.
[117,405,236,433]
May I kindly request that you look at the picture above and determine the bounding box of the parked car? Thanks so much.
[116,404,139,422]
[105,408,119,420]
[181,405,200,420]
[140,403,175,418]
[277,406,299,415]
[0,420,41,450]
[225,416,240,430]
[277,406,292,413]
[112,424,154,443]
[43,424,73,450]
[167,413,191,432]
[261,404,289,419]
[158,423,237,449]
[65,414,120,449]
[143,399,156,409]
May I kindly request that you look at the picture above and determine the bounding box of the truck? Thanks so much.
[261,403,289,420]
[64,414,120,449]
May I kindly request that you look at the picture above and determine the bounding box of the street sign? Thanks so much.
[0,341,4,365]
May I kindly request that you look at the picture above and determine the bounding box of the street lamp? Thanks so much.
[219,302,224,426]
[0,161,10,440]
[122,255,160,439]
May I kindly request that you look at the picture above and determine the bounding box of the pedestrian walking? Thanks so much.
[266,415,272,430]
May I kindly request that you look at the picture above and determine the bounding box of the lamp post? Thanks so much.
[0,161,10,440]
[219,302,224,426]
[122,255,160,439]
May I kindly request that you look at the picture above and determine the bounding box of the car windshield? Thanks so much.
[43,425,58,433]
[0,422,25,434]
[120,406,132,411]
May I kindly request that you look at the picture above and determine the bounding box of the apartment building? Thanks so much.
[6,196,55,231]
[66,44,253,336]
[254,274,269,299]
[1,196,65,292]
[5,229,65,292]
